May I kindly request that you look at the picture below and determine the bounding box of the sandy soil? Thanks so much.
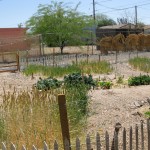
[87,62,150,139]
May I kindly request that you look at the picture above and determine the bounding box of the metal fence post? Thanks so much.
[99,54,101,62]
[76,54,78,64]
[58,94,71,150]
[53,48,55,67]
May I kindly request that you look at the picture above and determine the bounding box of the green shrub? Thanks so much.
[35,77,62,90]
[128,75,150,86]
[34,72,93,125]
[98,81,113,89]
[64,72,96,89]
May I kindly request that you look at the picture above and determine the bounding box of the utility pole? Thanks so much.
[135,5,137,31]
[93,0,96,21]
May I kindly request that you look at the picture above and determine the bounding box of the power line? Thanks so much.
[96,2,150,14]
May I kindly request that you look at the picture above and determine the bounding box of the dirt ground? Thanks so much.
[0,52,150,140]
[87,62,150,139]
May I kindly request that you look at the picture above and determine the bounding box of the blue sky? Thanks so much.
[0,0,150,28]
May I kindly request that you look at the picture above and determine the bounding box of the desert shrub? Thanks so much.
[128,75,150,86]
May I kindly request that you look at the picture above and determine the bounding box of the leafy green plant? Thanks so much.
[144,111,150,118]
[64,72,96,89]
[35,77,62,90]
[98,81,113,89]
[128,75,150,86]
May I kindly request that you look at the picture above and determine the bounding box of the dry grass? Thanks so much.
[0,88,64,149]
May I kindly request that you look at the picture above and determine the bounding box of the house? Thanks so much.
[96,24,144,50]
[0,28,31,52]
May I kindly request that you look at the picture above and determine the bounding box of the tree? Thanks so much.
[26,1,94,54]
[96,14,116,27]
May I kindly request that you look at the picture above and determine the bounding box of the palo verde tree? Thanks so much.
[26,1,94,54]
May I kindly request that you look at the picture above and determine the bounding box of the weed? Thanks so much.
[145,111,150,118]
[129,57,150,73]
[98,81,113,89]
[116,76,124,84]
[23,61,112,77]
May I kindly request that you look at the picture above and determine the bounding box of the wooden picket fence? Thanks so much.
[1,119,150,150]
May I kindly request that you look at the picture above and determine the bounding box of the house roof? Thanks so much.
[98,24,136,29]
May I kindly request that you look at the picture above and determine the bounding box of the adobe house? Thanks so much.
[0,28,31,52]
[96,24,144,50]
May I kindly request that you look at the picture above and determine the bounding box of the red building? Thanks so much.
[0,28,31,52]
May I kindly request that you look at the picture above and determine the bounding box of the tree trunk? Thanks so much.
[60,41,65,54]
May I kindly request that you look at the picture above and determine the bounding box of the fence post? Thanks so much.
[96,132,101,150]
[16,51,20,71]
[135,124,138,150]
[111,122,121,150]
[123,128,126,150]
[32,145,37,150]
[11,143,16,150]
[54,140,58,150]
[76,137,80,150]
[26,50,29,67]
[98,54,101,62]
[105,131,109,150]
[58,94,71,150]
[22,145,26,150]
[53,48,55,67]
[86,134,92,150]
[87,54,89,63]
[44,141,49,150]
[147,119,150,150]
[129,51,131,60]
[75,54,78,64]
[115,51,118,64]
[2,142,6,150]
[129,127,132,150]
[141,120,144,150]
